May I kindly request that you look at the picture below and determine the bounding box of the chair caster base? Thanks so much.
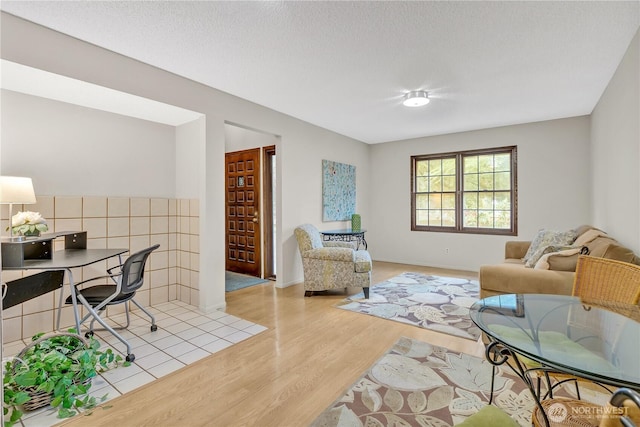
[126,354,135,363]
[151,324,158,332]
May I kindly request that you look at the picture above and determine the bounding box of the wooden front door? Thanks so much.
[225,148,261,277]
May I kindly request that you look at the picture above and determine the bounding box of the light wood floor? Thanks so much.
[59,261,483,427]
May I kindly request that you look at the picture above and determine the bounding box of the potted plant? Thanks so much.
[6,211,49,237]
[2,331,127,426]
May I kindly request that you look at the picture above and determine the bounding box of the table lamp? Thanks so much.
[0,176,37,241]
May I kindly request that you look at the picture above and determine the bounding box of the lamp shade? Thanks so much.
[0,176,37,204]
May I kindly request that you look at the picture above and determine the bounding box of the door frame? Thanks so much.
[263,145,276,279]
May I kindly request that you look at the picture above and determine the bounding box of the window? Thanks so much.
[411,146,517,235]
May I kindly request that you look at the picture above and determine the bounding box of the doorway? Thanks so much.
[225,148,262,277]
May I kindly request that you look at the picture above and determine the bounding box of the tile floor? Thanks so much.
[2,300,267,427]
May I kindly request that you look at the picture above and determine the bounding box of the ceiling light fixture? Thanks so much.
[403,90,430,107]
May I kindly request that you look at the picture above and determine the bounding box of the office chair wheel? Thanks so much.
[150,324,158,332]
[85,331,94,338]
[126,354,135,363]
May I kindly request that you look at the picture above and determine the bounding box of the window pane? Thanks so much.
[495,211,511,229]
[463,193,478,209]
[478,211,493,227]
[463,174,478,191]
[479,193,494,209]
[494,172,511,190]
[464,156,478,173]
[429,159,442,175]
[416,160,429,176]
[495,192,510,210]
[478,155,494,173]
[416,210,429,226]
[416,194,428,209]
[494,154,510,172]
[416,177,429,192]
[463,210,477,227]
[442,210,455,227]
[429,210,442,226]
[429,176,442,192]
[479,173,494,190]
[442,158,456,175]
[442,176,456,192]
[429,193,442,209]
[442,193,456,209]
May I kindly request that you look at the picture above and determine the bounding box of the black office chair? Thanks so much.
[66,244,160,362]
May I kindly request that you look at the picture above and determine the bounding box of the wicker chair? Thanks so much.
[487,256,640,403]
[572,256,640,305]
[294,224,371,297]
[538,256,640,398]
[532,387,640,427]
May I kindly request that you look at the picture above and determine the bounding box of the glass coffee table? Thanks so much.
[470,294,640,427]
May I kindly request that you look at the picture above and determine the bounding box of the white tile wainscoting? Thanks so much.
[1,196,200,343]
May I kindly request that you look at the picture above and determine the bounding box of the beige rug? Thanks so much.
[336,273,481,340]
[311,337,604,427]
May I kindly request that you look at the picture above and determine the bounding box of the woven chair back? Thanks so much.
[572,255,640,304]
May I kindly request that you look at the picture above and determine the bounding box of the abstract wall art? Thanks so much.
[322,159,356,221]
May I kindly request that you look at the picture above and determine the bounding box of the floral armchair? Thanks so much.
[294,224,371,297]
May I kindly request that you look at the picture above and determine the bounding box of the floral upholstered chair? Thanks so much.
[294,224,371,297]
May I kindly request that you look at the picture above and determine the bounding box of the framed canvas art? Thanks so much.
[322,159,356,221]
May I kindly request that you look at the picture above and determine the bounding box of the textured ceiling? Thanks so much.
[1,1,639,144]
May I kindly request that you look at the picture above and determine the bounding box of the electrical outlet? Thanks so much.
[445,248,450,254]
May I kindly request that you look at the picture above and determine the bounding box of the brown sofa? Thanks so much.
[479,225,640,299]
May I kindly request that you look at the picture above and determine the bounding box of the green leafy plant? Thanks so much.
[2,331,128,427]
[5,211,49,236]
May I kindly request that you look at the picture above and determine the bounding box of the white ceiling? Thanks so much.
[1,1,639,144]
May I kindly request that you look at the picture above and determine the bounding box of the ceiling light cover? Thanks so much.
[403,91,430,107]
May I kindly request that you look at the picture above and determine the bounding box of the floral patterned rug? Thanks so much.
[311,337,538,427]
[336,273,481,340]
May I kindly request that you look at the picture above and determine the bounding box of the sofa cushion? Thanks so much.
[574,228,607,246]
[354,250,372,273]
[602,243,640,265]
[479,263,575,298]
[546,252,581,271]
[534,247,582,270]
[524,229,578,268]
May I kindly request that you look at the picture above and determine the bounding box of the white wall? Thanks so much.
[1,89,176,197]
[369,117,592,272]
[176,117,206,199]
[591,29,640,253]
[225,123,278,152]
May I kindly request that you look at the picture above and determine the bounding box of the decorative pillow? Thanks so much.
[526,243,579,268]
[534,247,583,270]
[523,229,578,266]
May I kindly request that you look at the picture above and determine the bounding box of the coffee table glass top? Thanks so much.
[470,294,640,389]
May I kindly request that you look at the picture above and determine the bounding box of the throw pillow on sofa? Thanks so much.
[523,229,578,267]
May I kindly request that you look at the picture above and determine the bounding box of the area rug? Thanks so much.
[311,337,577,427]
[225,271,269,292]
[336,273,481,340]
